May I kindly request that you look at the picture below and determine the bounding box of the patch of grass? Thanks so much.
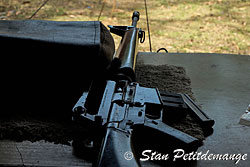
[0,0,249,55]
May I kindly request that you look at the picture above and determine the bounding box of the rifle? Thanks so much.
[72,11,214,167]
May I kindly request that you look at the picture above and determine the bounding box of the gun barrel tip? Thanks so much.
[132,11,140,20]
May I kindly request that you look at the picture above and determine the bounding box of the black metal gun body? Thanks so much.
[72,11,214,167]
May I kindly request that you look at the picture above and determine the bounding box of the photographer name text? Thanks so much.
[140,149,247,164]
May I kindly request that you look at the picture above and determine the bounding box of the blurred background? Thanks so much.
[0,0,249,55]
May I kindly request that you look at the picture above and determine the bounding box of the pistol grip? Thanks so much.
[96,128,139,167]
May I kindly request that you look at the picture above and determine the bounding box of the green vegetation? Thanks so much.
[0,0,249,55]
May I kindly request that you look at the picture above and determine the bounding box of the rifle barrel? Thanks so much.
[111,11,141,82]
[132,11,140,27]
